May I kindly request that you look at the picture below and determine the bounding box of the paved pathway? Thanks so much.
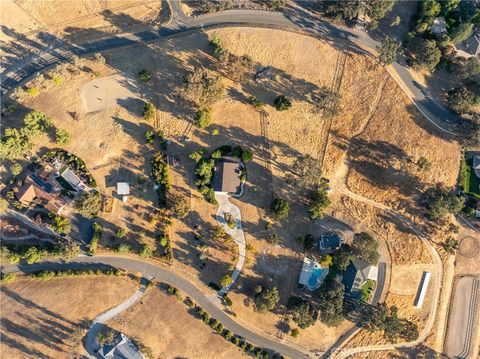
[85,281,146,358]
[214,192,246,295]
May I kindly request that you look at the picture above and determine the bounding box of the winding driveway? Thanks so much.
[1,256,311,359]
[85,281,146,358]
[215,192,246,295]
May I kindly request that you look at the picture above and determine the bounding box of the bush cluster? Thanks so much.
[43,149,97,187]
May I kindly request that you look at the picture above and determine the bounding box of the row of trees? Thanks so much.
[324,0,395,29]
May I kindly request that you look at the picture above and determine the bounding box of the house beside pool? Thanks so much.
[341,259,378,300]
[473,156,480,179]
[298,256,329,291]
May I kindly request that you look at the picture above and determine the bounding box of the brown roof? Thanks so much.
[16,183,36,204]
[44,200,64,215]
[212,159,242,193]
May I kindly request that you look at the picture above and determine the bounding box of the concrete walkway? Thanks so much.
[85,280,147,358]
[214,192,246,295]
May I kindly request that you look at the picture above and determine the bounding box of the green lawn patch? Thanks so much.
[460,156,480,196]
[360,279,374,303]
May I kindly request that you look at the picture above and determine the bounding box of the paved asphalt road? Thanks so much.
[1,257,311,359]
[444,276,480,359]
[0,1,460,133]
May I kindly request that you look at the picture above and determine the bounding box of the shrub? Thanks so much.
[116,228,127,238]
[271,198,289,219]
[55,128,71,144]
[241,149,253,162]
[195,107,212,128]
[116,243,131,253]
[138,69,152,82]
[167,192,190,218]
[249,96,264,109]
[26,87,39,96]
[10,163,23,177]
[143,102,156,121]
[52,75,63,85]
[6,104,16,112]
[231,336,240,345]
[75,191,101,218]
[273,95,291,111]
[145,130,156,143]
[140,244,153,259]
[224,295,233,306]
[266,233,282,245]
[290,328,300,337]
[189,151,203,162]
[220,273,233,287]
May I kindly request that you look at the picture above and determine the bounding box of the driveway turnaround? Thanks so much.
[85,281,146,358]
[214,192,246,295]
[1,257,311,359]
[444,276,479,359]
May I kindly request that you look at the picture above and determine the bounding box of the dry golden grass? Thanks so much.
[0,276,137,358]
[108,285,249,358]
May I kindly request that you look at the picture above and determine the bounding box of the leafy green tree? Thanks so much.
[309,182,331,219]
[220,273,233,287]
[75,191,101,218]
[10,163,23,176]
[304,234,315,250]
[241,149,253,162]
[189,151,203,162]
[361,303,419,342]
[287,296,318,329]
[167,192,190,218]
[254,286,280,313]
[377,36,402,65]
[314,86,341,117]
[195,107,212,128]
[442,236,459,254]
[140,244,153,258]
[55,128,71,144]
[317,279,345,326]
[332,243,353,270]
[145,130,156,144]
[24,247,48,264]
[456,57,480,80]
[138,69,151,82]
[419,0,441,17]
[51,215,71,235]
[423,184,464,221]
[447,87,476,114]
[249,96,264,109]
[450,23,475,44]
[271,198,289,219]
[274,95,292,111]
[184,67,223,107]
[351,232,379,265]
[143,102,156,121]
[390,16,401,26]
[116,227,127,238]
[408,37,441,71]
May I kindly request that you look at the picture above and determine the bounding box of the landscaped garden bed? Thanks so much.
[43,149,97,187]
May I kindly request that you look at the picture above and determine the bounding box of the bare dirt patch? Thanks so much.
[108,285,248,358]
[0,276,137,358]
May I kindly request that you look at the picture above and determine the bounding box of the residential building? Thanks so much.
[59,166,86,192]
[455,29,480,58]
[98,333,144,359]
[431,17,447,35]
[212,158,242,194]
[473,155,480,179]
[318,232,343,254]
[298,256,329,291]
[341,259,378,300]
[14,166,65,215]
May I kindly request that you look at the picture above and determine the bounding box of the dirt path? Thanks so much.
[85,280,147,357]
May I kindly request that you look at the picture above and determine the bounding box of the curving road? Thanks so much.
[0,256,311,359]
[0,1,460,135]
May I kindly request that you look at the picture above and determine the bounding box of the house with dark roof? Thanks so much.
[212,157,242,194]
[473,156,480,179]
[98,333,144,359]
[341,259,378,300]
[456,29,480,58]
[318,232,343,254]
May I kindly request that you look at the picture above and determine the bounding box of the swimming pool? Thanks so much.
[308,266,329,290]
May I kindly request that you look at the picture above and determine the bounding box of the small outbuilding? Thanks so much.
[212,158,242,194]
[116,182,130,203]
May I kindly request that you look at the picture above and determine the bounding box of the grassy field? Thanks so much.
[0,277,137,358]
[107,285,248,358]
